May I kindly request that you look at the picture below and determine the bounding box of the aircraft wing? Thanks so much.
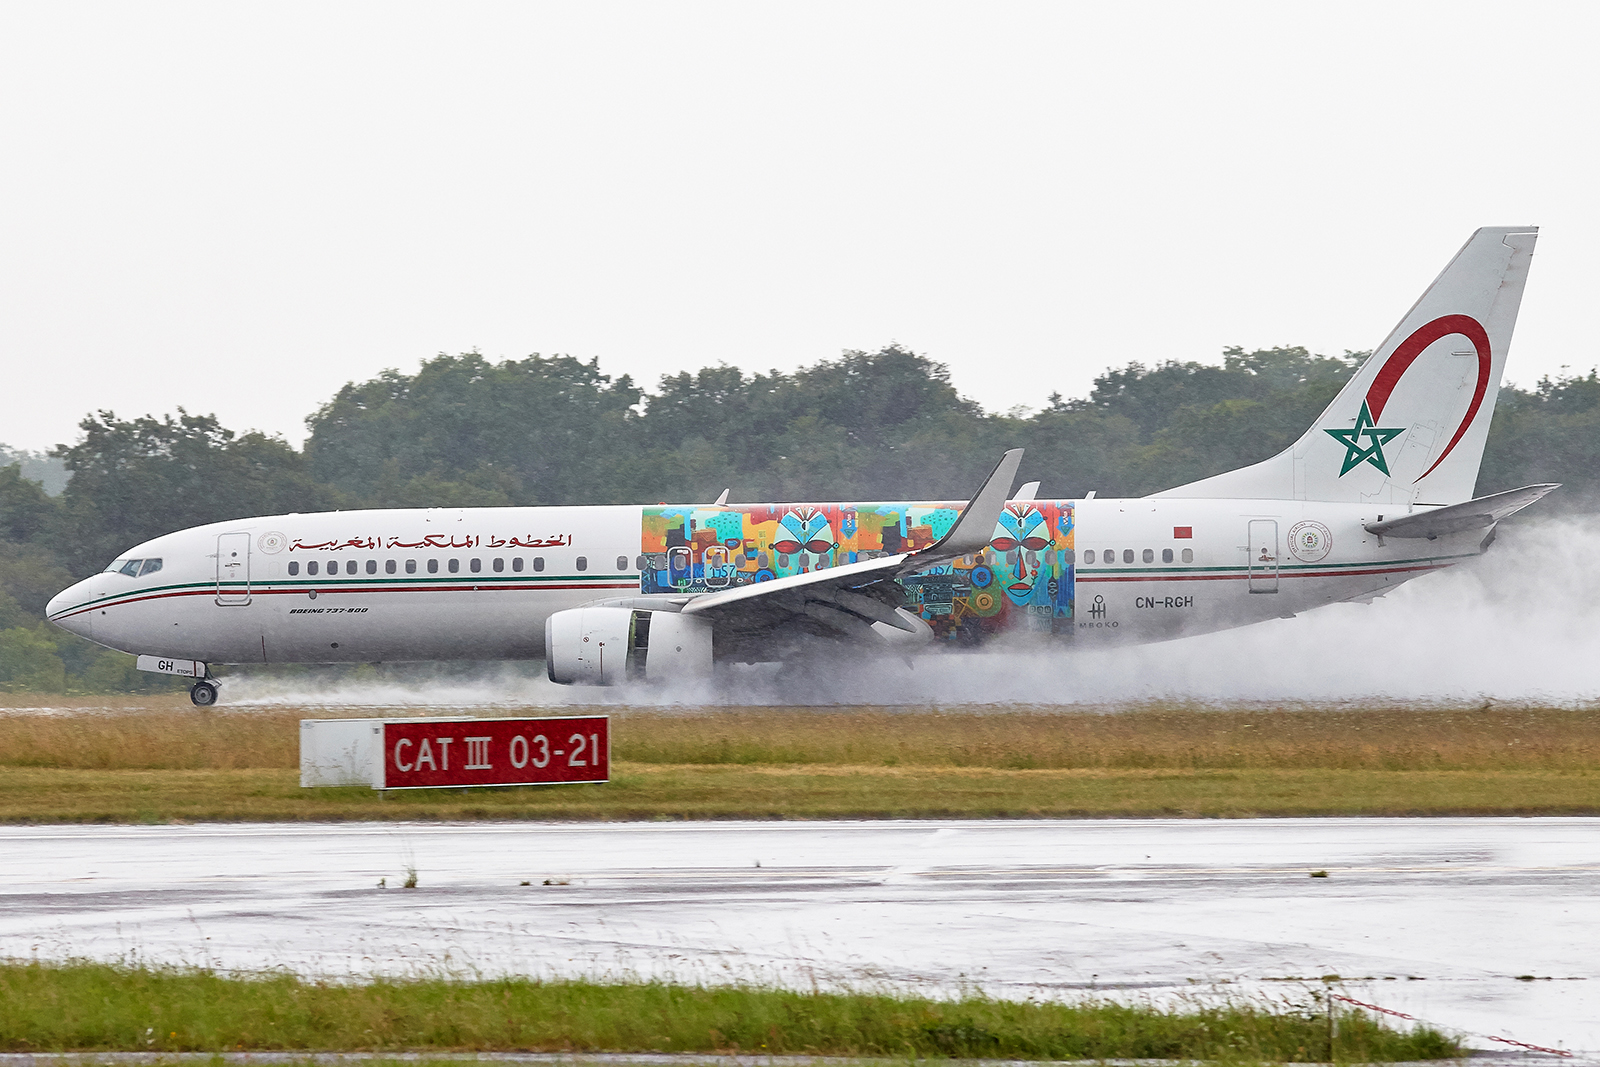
[673,449,1023,643]
[1363,483,1560,539]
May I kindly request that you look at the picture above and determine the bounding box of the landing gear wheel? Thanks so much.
[190,680,219,707]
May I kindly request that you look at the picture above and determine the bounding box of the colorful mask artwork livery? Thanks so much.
[771,506,834,571]
[641,500,1075,641]
[991,504,1052,605]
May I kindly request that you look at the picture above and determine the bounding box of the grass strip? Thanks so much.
[0,764,1597,823]
[0,962,1458,1061]
[5,701,1600,773]
[3,701,1599,822]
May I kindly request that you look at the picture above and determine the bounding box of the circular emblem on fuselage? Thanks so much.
[1287,520,1332,563]
[970,589,1001,616]
[258,531,288,554]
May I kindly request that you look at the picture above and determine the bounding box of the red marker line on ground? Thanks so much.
[1487,1035,1575,1057]
[1331,993,1573,1059]
[1331,994,1415,1020]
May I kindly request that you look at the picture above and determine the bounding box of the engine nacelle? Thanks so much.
[544,607,713,686]
[641,611,714,683]
[544,607,635,685]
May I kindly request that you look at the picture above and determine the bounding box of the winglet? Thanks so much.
[921,448,1023,559]
[712,488,730,507]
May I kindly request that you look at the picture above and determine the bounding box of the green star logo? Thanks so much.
[1325,401,1405,476]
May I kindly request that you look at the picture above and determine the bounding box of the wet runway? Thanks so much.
[2,818,1596,1058]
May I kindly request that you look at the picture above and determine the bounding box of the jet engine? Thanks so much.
[544,607,713,685]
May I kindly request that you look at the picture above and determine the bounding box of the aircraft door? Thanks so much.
[704,546,731,588]
[1247,520,1279,594]
[668,546,693,589]
[216,532,252,605]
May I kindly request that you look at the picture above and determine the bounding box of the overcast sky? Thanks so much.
[2,3,1596,453]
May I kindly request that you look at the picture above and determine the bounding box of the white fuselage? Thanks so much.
[45,498,1483,666]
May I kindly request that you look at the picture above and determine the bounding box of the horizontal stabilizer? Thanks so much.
[1364,483,1559,539]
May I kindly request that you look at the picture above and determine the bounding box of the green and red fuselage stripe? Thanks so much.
[50,552,1471,621]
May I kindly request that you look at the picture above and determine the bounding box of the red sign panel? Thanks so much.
[382,716,609,790]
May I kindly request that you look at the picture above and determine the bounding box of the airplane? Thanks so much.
[47,227,1557,706]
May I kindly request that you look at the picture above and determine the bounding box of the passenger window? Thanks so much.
[1064,548,1075,565]
[139,559,163,576]
[1142,548,1154,563]
[1105,549,1115,563]
[576,556,588,571]
[366,559,377,574]
[533,557,544,572]
[512,557,524,572]
[616,555,627,571]
[1181,548,1194,563]
[428,559,439,574]
[118,559,143,576]
[288,561,300,576]
[346,560,357,575]
[470,558,481,573]
[308,561,319,576]
[1083,549,1096,564]
[492,557,504,573]
[635,554,646,571]
[405,559,417,574]
[386,559,396,574]
[1122,549,1134,564]
[448,558,459,573]
[1162,548,1173,563]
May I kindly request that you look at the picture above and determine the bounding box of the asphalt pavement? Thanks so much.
[2,817,1595,1058]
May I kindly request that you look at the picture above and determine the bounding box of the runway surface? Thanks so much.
[2,817,1596,1058]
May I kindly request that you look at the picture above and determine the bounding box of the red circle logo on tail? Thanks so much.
[1364,314,1492,481]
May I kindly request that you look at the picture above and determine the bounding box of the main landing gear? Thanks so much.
[190,679,220,706]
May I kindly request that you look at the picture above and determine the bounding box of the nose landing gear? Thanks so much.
[131,656,217,704]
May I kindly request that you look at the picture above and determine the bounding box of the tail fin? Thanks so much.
[1155,226,1538,504]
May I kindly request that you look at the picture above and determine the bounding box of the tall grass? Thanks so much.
[0,962,1458,1061]
[614,704,1600,772]
[0,704,297,769]
[1,699,1597,772]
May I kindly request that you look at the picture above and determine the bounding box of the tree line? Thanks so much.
[3,343,1596,691]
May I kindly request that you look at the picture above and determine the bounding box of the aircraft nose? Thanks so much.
[46,580,94,637]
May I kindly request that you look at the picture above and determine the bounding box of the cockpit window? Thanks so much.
[104,558,163,577]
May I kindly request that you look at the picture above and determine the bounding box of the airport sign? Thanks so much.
[383,715,609,789]
[299,715,609,789]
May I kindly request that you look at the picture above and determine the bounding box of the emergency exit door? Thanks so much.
[668,546,693,589]
[1247,519,1279,594]
[216,532,252,604]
